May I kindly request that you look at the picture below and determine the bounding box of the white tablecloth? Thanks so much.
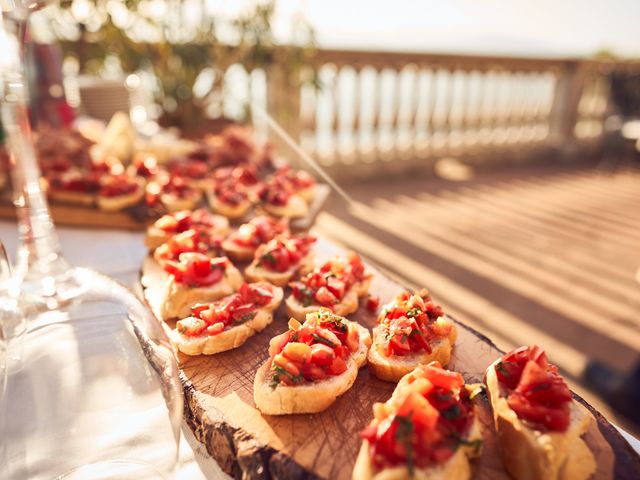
[0,220,230,480]
[0,220,638,478]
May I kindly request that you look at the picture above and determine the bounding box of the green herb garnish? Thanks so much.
[394,413,415,476]
[441,404,461,420]
[269,364,304,389]
[311,333,337,348]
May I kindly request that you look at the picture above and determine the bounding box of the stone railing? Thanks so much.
[264,49,639,179]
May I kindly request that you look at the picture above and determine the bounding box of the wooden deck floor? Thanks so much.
[313,161,640,430]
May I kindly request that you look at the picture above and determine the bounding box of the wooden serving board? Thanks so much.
[0,184,330,232]
[140,238,640,480]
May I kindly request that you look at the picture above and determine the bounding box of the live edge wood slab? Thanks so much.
[140,238,640,480]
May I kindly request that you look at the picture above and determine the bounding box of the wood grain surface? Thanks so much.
[0,184,330,232]
[140,237,640,480]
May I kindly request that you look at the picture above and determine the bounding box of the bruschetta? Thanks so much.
[221,216,289,261]
[286,251,372,321]
[126,152,160,181]
[168,158,211,190]
[368,290,457,382]
[145,209,230,251]
[161,252,243,320]
[153,228,219,266]
[158,176,203,212]
[206,180,253,219]
[170,282,283,355]
[253,308,371,414]
[484,345,595,480]
[274,166,317,203]
[47,169,100,206]
[257,177,308,219]
[354,361,482,480]
[244,235,316,287]
[96,174,145,212]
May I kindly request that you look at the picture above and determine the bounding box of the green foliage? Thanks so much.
[47,0,315,130]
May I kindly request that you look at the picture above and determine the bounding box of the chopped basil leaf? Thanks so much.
[394,413,415,476]
[311,333,337,348]
[495,361,510,378]
[269,364,304,389]
[441,404,461,420]
[236,311,257,323]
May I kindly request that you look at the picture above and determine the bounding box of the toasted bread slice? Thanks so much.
[160,263,243,320]
[244,252,314,287]
[145,226,178,251]
[97,182,145,212]
[221,237,256,261]
[161,191,202,212]
[353,415,481,480]
[49,189,96,207]
[253,321,371,415]
[367,318,457,383]
[261,193,308,218]
[169,284,283,355]
[206,190,252,219]
[484,360,595,480]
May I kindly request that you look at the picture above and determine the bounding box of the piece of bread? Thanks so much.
[160,262,243,320]
[253,321,371,415]
[244,251,314,287]
[353,415,481,480]
[161,190,202,212]
[368,317,456,383]
[285,275,372,321]
[260,193,308,219]
[295,184,316,204]
[206,190,252,219]
[169,283,283,355]
[97,182,145,212]
[484,359,596,480]
[48,189,96,207]
[221,238,256,261]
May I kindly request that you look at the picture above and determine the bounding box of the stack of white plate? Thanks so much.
[78,77,131,123]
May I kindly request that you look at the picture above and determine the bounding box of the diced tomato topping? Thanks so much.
[256,235,315,273]
[367,295,380,312]
[361,361,477,472]
[267,309,360,387]
[377,291,447,357]
[213,179,248,206]
[496,346,572,432]
[178,283,276,337]
[231,216,289,248]
[290,252,368,308]
[155,229,212,264]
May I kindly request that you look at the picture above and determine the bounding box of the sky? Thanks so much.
[211,0,640,58]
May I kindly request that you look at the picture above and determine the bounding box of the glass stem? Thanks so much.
[1,14,70,295]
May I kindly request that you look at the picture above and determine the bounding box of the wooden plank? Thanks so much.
[139,236,639,480]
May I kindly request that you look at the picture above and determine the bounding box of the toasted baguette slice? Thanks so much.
[353,415,481,480]
[49,189,96,207]
[161,190,202,212]
[295,184,316,204]
[484,359,595,480]
[161,262,243,320]
[244,252,314,287]
[254,320,371,415]
[169,283,283,355]
[206,190,252,219]
[97,183,145,212]
[368,317,457,382]
[221,237,256,261]
[261,193,308,218]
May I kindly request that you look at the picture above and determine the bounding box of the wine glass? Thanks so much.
[0,2,183,479]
